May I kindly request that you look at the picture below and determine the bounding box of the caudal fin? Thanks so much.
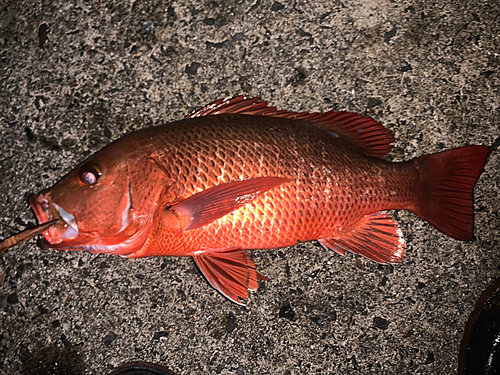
[412,145,490,240]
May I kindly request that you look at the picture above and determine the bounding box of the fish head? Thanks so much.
[29,142,168,255]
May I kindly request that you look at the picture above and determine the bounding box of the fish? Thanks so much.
[0,95,491,304]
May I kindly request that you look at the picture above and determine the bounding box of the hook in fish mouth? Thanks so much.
[29,194,79,243]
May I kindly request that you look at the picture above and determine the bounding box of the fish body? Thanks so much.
[23,96,490,303]
[126,114,412,258]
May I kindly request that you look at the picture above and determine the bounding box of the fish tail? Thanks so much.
[411,145,490,240]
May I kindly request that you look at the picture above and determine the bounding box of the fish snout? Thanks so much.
[29,193,80,245]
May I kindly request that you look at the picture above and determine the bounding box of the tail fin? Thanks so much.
[412,145,490,240]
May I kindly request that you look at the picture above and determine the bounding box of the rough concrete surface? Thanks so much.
[0,0,499,374]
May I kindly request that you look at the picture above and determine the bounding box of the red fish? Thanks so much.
[1,96,491,304]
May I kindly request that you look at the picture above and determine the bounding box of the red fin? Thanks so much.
[186,95,277,117]
[187,95,394,158]
[309,111,394,158]
[412,145,490,241]
[170,176,290,231]
[193,249,262,305]
[319,213,406,264]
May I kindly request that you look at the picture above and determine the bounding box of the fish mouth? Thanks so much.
[29,193,80,246]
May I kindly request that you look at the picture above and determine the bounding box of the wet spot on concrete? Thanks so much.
[61,334,70,347]
[185,62,201,75]
[103,126,112,139]
[38,24,49,48]
[309,269,321,278]
[37,305,49,315]
[367,97,383,108]
[379,276,388,287]
[271,2,284,11]
[405,6,416,14]
[491,135,500,151]
[24,127,36,142]
[425,351,435,364]
[185,265,200,275]
[7,293,18,304]
[373,316,390,330]
[248,0,261,13]
[177,288,187,301]
[355,257,365,270]
[103,331,118,346]
[297,28,312,38]
[206,40,228,50]
[35,96,46,110]
[310,315,324,326]
[285,262,291,276]
[398,62,413,72]
[232,32,244,42]
[1,10,16,28]
[384,27,397,43]
[153,331,169,340]
[287,67,307,86]
[226,311,236,333]
[279,301,295,320]
[14,217,26,227]
[481,70,494,78]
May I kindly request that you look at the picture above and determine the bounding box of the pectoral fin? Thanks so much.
[168,176,289,231]
[318,213,406,264]
[193,248,267,305]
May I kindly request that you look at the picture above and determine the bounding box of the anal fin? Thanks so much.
[193,248,265,305]
[318,213,406,264]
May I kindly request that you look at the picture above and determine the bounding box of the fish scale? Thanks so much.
[2,95,490,305]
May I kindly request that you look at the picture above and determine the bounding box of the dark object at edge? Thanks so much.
[459,277,500,374]
[109,361,179,375]
[38,23,49,47]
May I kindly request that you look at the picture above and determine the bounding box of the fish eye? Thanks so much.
[78,162,102,185]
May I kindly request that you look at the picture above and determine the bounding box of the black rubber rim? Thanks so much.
[109,361,179,375]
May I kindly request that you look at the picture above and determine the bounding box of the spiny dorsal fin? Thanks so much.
[185,95,278,117]
[186,95,394,158]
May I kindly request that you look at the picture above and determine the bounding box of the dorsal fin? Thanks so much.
[186,95,394,158]
[185,95,279,118]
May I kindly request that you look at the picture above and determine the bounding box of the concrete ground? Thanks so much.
[0,0,499,374]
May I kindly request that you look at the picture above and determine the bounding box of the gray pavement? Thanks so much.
[0,0,499,374]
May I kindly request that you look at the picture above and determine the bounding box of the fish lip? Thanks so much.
[29,193,80,243]
[29,194,51,224]
[37,236,52,249]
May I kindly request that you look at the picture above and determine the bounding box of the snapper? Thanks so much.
[0,96,491,304]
